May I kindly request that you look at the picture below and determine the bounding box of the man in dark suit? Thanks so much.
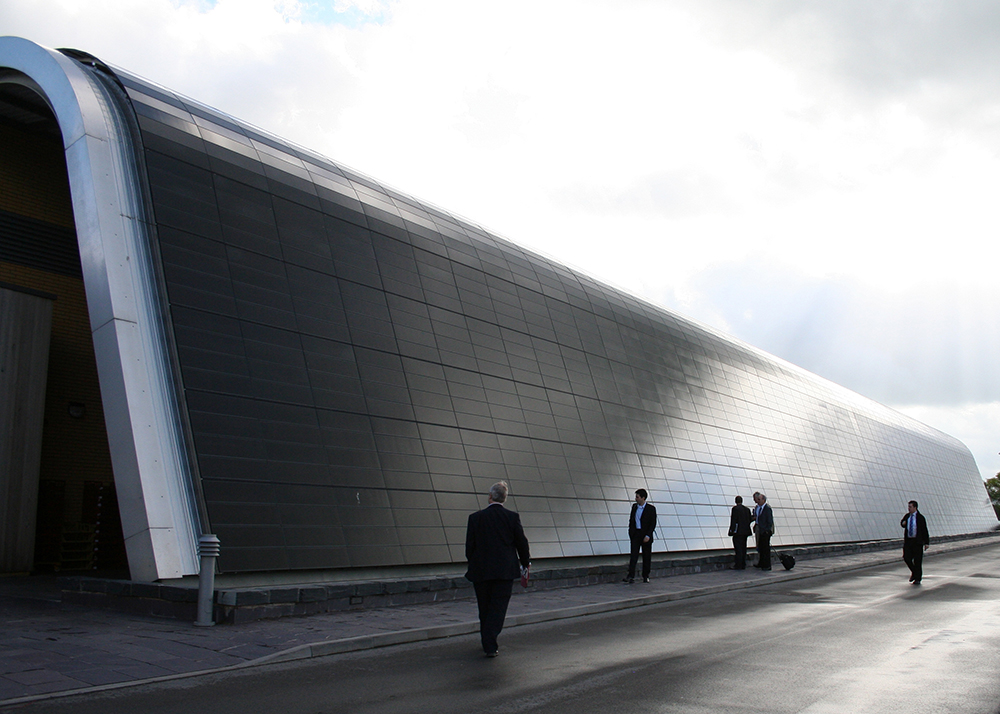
[465,481,531,657]
[728,495,753,569]
[623,488,657,583]
[901,500,930,584]
[752,491,774,570]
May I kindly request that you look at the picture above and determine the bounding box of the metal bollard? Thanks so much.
[194,534,221,627]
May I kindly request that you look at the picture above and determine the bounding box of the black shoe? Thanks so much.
[761,567,771,571]
[642,577,650,583]
[486,650,499,658]
[909,575,915,582]
[623,576,634,583]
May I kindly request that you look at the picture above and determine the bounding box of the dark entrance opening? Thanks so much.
[0,79,128,575]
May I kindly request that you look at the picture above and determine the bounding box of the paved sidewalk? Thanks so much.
[2,535,998,707]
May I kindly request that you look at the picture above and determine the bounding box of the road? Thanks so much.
[8,544,1000,714]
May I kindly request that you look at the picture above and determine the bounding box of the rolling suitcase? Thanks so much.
[773,545,795,570]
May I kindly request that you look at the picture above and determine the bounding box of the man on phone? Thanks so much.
[901,500,930,584]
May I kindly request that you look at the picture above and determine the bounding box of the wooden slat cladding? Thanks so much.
[0,285,53,571]
[0,117,124,569]
[0,123,74,228]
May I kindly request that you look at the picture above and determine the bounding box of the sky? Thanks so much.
[3,0,998,482]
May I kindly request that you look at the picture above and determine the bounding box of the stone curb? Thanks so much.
[244,536,995,665]
[3,534,997,710]
[57,532,997,624]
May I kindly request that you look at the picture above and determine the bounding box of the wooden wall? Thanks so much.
[0,284,54,572]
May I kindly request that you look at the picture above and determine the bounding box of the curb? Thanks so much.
[2,535,997,709]
[226,535,1000,665]
[248,554,895,665]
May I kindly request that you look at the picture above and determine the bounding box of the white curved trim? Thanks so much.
[0,36,200,580]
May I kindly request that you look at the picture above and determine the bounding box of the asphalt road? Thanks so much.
[9,544,1000,714]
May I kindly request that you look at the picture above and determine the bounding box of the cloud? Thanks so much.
[898,402,1000,483]
[696,1,1000,133]
[551,169,738,220]
[664,257,1000,409]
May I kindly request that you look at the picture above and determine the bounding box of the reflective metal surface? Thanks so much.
[9,38,993,575]
[0,38,202,579]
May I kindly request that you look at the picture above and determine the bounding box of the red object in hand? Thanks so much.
[520,566,530,588]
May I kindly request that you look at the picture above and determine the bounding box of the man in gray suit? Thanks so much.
[465,481,531,657]
[752,491,774,571]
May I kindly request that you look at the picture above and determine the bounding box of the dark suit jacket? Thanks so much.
[753,503,774,535]
[627,502,657,542]
[729,504,752,537]
[465,503,530,583]
[900,511,930,546]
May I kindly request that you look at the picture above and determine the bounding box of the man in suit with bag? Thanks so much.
[465,481,531,657]
[752,491,774,571]
[901,500,930,584]
[623,488,657,583]
[729,495,753,569]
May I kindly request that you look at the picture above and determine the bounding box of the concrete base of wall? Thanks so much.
[59,531,999,624]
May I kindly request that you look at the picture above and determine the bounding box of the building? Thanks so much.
[1,37,995,583]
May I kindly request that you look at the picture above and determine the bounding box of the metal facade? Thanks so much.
[3,38,995,578]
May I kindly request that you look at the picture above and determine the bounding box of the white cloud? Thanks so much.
[663,258,1000,406]
[897,403,1000,483]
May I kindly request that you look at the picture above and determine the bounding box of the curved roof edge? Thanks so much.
[0,36,200,580]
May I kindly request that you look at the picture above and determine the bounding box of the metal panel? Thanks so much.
[0,38,201,580]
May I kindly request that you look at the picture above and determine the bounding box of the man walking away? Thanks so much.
[465,481,531,657]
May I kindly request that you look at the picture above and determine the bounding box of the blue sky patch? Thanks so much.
[299,1,392,28]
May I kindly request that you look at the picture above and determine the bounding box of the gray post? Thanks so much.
[194,534,221,627]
